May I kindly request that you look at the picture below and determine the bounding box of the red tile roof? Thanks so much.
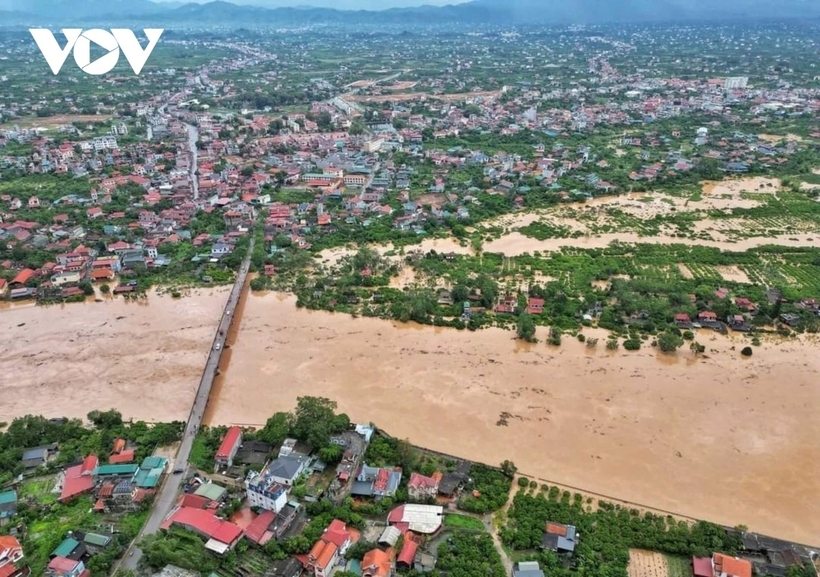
[216,426,242,460]
[713,553,752,577]
[109,449,135,464]
[10,268,35,285]
[179,494,211,509]
[311,540,338,571]
[244,510,275,544]
[408,472,438,489]
[361,548,392,577]
[546,522,568,536]
[48,556,80,574]
[61,456,98,502]
[693,557,712,577]
[161,506,243,545]
[397,539,417,566]
[374,468,389,492]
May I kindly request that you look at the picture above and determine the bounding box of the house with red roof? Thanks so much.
[9,269,35,288]
[693,554,752,577]
[674,313,691,325]
[0,535,27,577]
[46,556,85,577]
[734,297,756,312]
[160,506,243,555]
[407,472,441,501]
[698,311,718,322]
[244,510,276,546]
[305,519,358,577]
[396,539,417,569]
[361,548,392,577]
[109,439,135,464]
[526,297,545,315]
[215,427,243,471]
[60,456,98,503]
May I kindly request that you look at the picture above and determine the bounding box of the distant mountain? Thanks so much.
[0,0,818,27]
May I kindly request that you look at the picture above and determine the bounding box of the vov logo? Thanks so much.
[29,28,164,75]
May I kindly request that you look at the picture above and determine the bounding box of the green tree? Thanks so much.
[500,460,517,478]
[87,409,123,429]
[516,312,536,342]
[259,412,290,446]
[290,397,348,449]
[658,331,684,353]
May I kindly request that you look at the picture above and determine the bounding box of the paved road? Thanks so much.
[117,237,254,574]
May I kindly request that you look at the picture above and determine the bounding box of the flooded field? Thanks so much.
[0,287,229,424]
[210,292,820,545]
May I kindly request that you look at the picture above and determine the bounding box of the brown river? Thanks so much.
[1,287,818,545]
[207,292,819,545]
[0,287,229,424]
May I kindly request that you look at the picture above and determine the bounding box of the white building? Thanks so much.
[724,77,749,90]
[245,465,289,513]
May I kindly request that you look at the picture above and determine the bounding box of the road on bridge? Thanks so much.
[117,236,254,573]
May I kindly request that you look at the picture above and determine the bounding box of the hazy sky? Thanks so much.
[152,0,471,7]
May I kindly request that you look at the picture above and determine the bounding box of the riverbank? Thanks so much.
[207,291,820,545]
[0,286,230,424]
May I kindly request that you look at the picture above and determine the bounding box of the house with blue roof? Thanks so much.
[542,521,578,553]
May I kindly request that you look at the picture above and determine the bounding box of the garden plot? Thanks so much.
[715,266,752,284]
[628,549,670,577]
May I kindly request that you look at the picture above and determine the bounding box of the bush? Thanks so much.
[741,346,753,357]
[623,339,641,351]
[171,291,181,298]
[518,477,530,488]
[577,333,586,342]
[100,284,110,293]
[606,339,619,350]
[682,330,694,340]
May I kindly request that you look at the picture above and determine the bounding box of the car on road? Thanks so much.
[226,310,232,315]
[214,343,221,350]
[173,467,184,474]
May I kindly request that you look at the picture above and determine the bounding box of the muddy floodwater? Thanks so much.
[210,293,819,545]
[0,287,229,424]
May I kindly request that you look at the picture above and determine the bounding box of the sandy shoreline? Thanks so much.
[0,287,229,424]
[207,293,820,545]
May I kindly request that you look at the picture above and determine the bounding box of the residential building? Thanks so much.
[361,548,392,577]
[407,472,440,501]
[541,522,578,553]
[306,519,357,577]
[351,465,402,499]
[46,557,84,577]
[60,456,98,502]
[245,463,289,513]
[215,427,243,470]
[0,535,27,577]
[396,540,417,570]
[160,507,243,555]
[266,456,305,487]
[0,491,16,522]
